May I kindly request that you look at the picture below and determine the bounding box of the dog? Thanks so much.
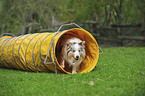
[60,37,86,74]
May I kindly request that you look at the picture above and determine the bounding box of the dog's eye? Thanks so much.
[73,50,75,52]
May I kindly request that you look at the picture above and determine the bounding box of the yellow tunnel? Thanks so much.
[0,28,99,74]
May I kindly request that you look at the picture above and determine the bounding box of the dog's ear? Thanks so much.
[67,42,72,46]
[79,41,85,48]
[66,42,72,49]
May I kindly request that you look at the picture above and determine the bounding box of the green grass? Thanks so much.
[0,47,145,96]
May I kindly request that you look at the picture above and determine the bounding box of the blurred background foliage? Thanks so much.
[0,0,145,35]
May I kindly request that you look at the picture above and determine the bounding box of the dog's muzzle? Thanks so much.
[75,56,79,60]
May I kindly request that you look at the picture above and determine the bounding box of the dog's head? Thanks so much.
[67,41,86,60]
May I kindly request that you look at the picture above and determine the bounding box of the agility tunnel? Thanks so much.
[0,23,101,74]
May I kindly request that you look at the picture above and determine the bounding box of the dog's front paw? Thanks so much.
[72,71,77,74]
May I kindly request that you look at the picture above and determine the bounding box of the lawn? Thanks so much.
[0,47,145,96]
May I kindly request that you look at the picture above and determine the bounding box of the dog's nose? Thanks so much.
[76,56,79,60]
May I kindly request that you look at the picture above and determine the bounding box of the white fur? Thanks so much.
[60,37,86,74]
